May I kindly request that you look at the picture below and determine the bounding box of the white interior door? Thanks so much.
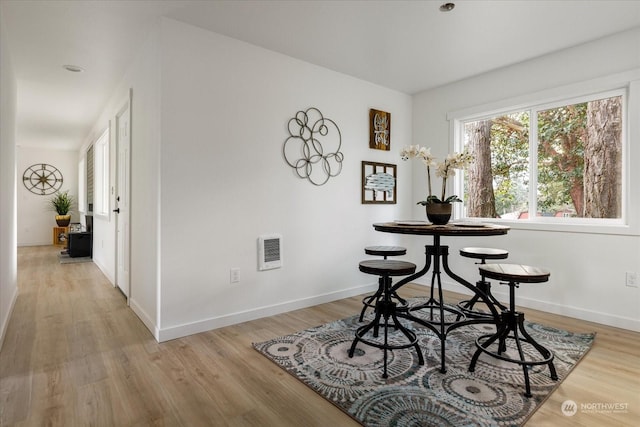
[115,93,131,300]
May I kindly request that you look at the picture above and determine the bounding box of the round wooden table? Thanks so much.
[372,221,510,373]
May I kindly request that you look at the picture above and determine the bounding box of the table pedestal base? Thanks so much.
[398,243,500,373]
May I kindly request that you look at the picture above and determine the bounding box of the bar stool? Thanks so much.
[349,259,424,378]
[469,264,558,397]
[359,246,407,321]
[457,247,509,318]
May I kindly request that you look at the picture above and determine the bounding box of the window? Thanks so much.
[78,157,86,213]
[86,145,94,212]
[93,127,110,217]
[453,88,628,232]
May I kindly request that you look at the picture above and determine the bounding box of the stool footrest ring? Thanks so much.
[354,324,419,350]
[474,334,555,366]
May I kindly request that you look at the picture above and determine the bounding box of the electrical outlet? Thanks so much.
[230,268,240,283]
[626,272,638,288]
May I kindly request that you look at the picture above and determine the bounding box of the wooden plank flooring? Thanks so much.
[1,245,639,426]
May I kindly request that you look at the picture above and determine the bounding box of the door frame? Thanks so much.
[115,89,132,303]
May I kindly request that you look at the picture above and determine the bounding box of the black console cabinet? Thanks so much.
[68,232,92,258]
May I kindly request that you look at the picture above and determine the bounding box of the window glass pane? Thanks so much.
[538,96,622,219]
[87,145,94,212]
[463,111,530,219]
[78,158,85,213]
[93,128,109,216]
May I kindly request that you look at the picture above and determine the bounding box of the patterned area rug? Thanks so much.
[253,298,595,426]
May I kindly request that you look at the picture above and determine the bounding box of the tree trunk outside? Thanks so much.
[466,120,497,218]
[583,97,622,218]
[539,132,584,215]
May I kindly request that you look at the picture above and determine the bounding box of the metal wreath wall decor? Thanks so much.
[283,107,344,186]
[22,163,64,195]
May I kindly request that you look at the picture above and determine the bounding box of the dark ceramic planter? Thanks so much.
[55,215,71,227]
[426,202,452,225]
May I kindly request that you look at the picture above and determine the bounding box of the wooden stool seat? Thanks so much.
[359,259,416,276]
[479,263,550,283]
[469,263,557,397]
[364,246,407,259]
[460,247,509,261]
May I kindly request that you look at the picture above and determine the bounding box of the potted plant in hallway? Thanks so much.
[49,190,74,227]
[401,145,473,225]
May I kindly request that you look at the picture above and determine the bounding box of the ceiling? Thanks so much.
[2,0,640,151]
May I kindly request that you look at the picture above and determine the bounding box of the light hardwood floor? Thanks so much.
[1,245,639,426]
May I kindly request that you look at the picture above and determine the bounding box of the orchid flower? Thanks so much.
[400,145,473,204]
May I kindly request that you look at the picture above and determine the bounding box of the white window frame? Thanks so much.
[94,127,110,219]
[448,71,640,236]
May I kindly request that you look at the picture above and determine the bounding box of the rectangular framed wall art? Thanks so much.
[369,109,391,151]
[362,161,397,204]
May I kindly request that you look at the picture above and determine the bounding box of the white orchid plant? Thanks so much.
[400,144,473,205]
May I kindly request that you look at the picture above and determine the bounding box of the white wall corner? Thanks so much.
[0,285,18,351]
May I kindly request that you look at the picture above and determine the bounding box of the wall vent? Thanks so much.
[258,234,282,271]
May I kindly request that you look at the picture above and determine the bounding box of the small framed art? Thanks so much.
[362,161,396,204]
[369,109,391,151]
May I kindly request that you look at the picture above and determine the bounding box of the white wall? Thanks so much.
[77,22,162,333]
[16,147,79,246]
[123,26,162,334]
[0,5,18,349]
[156,18,412,340]
[411,28,640,331]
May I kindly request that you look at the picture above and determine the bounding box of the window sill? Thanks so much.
[463,218,638,236]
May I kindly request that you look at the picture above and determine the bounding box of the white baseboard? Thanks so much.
[129,298,160,340]
[498,291,640,332]
[18,242,54,247]
[0,285,18,351]
[413,279,640,332]
[92,257,115,285]
[157,282,378,342]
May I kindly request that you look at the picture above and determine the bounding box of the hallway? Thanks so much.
[0,245,357,426]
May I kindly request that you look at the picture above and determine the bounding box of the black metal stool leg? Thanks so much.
[469,316,508,371]
[359,277,384,321]
[510,315,533,397]
[382,307,390,378]
[517,316,559,381]
[391,311,424,366]
[349,309,382,357]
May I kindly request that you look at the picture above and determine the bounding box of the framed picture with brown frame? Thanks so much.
[369,108,391,151]
[362,161,396,204]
